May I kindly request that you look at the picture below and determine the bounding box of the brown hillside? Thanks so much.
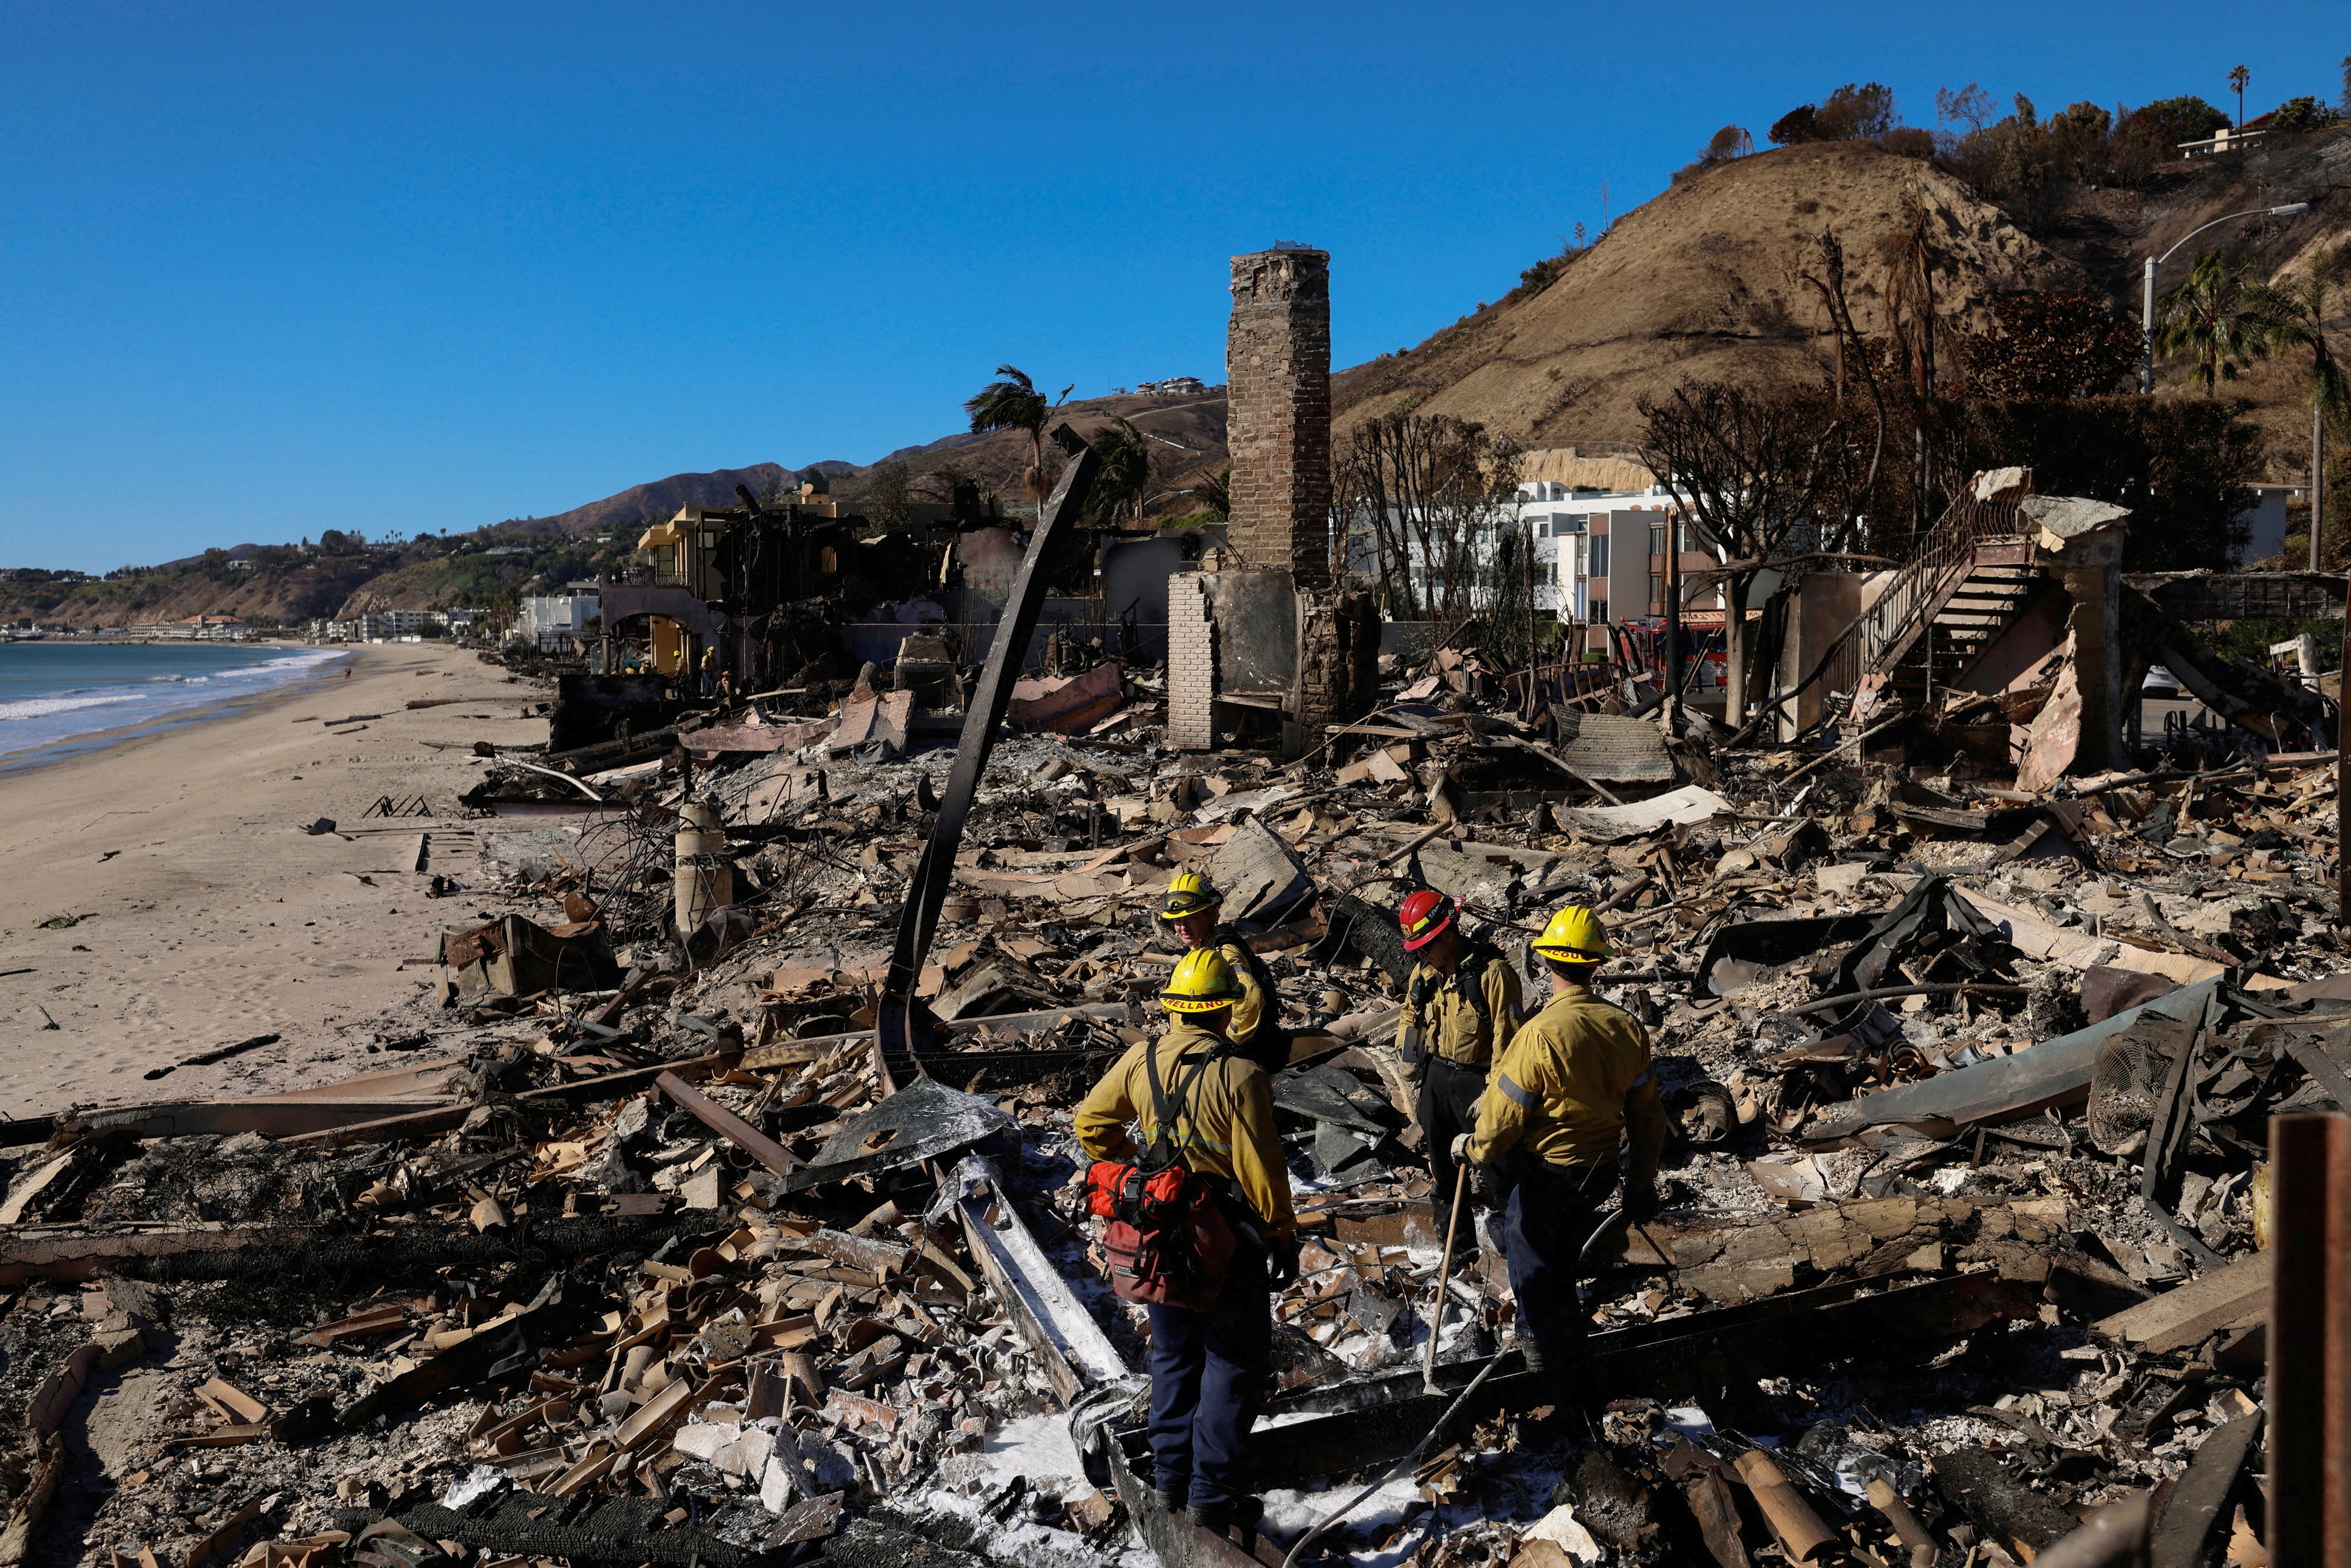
[832,392,1231,518]
[1334,142,2080,447]
[0,557,392,630]
[495,463,809,539]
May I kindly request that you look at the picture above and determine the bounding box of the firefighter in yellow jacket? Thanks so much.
[1396,889,1521,1267]
[1455,904,1665,1412]
[1156,872,1284,1073]
[1074,949,1298,1532]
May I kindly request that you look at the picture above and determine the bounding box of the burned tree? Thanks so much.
[1638,381,1848,720]
[1335,413,1524,642]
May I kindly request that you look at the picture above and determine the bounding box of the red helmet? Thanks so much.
[1398,889,1457,952]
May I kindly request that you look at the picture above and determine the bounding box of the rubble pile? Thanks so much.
[4,631,2345,1568]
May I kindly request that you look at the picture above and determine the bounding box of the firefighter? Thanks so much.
[698,645,719,697]
[1155,872,1286,1074]
[1073,949,1299,1532]
[1455,903,1665,1413]
[1396,889,1521,1267]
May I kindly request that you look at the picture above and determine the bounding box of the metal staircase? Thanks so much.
[1791,495,2042,727]
[1882,542,2043,708]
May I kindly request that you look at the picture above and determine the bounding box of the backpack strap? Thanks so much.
[1141,1035,1225,1169]
[1457,944,1500,1039]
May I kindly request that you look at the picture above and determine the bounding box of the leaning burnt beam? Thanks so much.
[876,427,1101,1073]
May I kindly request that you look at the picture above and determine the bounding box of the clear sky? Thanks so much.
[2,1,2341,570]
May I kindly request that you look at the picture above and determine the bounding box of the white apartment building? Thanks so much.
[515,588,600,651]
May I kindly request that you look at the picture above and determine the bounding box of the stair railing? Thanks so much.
[1784,497,2021,723]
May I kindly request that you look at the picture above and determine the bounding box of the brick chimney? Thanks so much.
[1225,247,1332,587]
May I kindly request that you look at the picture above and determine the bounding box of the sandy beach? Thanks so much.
[0,644,557,1119]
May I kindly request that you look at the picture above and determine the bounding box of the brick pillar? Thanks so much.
[1168,573,1217,751]
[1293,589,1342,754]
[1227,249,1332,587]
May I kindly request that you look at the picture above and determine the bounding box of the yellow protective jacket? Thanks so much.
[1469,984,1665,1182]
[1074,1020,1298,1241]
[1401,948,1522,1069]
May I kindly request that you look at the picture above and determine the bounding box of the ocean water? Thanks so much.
[0,642,345,768]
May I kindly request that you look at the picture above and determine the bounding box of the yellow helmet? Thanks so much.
[1160,948,1243,1014]
[1531,903,1612,963]
[1158,871,1224,923]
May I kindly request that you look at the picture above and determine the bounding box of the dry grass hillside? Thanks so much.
[834,391,1230,515]
[1334,141,2080,446]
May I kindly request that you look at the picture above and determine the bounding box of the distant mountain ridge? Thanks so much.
[490,463,808,539]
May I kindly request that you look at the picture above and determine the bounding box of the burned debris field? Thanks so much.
[6,246,2347,1568]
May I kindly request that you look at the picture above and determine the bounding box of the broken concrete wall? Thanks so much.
[1956,587,2068,696]
[1168,573,1215,750]
[1775,571,1866,740]
[1100,536,1188,623]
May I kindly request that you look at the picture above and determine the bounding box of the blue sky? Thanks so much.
[1,1,2342,571]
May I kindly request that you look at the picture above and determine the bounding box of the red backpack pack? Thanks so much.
[1084,1039,1237,1311]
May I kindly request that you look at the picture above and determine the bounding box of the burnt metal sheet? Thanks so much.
[1803,978,2224,1141]
[2128,571,2349,622]
[784,1077,1016,1190]
[1272,1063,1399,1137]
[878,438,1101,1060]
[1690,912,1884,999]
[1551,711,1675,784]
[942,1154,1135,1405]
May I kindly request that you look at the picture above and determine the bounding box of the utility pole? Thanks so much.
[2139,203,2312,394]
[1660,511,1682,723]
[2313,403,2327,572]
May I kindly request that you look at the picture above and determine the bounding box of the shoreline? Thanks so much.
[0,643,557,1118]
[0,646,353,778]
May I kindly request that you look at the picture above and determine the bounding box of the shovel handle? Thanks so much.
[1422,1160,1472,1390]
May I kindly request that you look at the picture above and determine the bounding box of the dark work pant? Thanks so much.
[1502,1157,1612,1407]
[1418,1058,1487,1255]
[1144,1258,1271,1512]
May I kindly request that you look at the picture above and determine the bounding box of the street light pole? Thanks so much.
[2137,202,2311,395]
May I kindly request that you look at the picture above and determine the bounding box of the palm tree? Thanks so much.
[963,366,1059,506]
[1083,420,1155,527]
[2245,249,2349,564]
[2228,64,2250,128]
[1188,466,1232,521]
[2158,249,2269,395]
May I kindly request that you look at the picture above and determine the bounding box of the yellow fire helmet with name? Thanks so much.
[1531,903,1613,963]
[1158,870,1224,923]
[1160,947,1244,1014]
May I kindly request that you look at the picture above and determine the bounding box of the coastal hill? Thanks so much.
[1331,128,2351,470]
[1331,140,2077,445]
[7,119,2346,628]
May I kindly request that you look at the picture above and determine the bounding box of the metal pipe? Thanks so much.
[2316,400,2327,574]
[2266,1111,2351,1564]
